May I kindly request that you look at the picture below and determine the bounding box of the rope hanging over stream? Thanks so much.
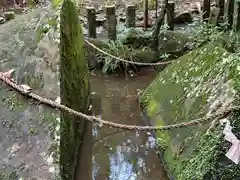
[84,39,174,66]
[0,72,239,131]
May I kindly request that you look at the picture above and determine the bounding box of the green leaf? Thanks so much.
[48,17,58,26]
[52,0,63,9]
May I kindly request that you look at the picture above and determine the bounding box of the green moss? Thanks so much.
[155,118,171,150]
[147,99,159,117]
[178,126,222,180]
[178,108,240,180]
[140,43,240,178]
[59,0,91,179]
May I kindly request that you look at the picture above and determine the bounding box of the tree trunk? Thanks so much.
[151,0,168,49]
[59,0,92,180]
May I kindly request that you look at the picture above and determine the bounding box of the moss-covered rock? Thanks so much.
[158,30,194,55]
[4,11,15,21]
[117,28,194,56]
[117,27,152,48]
[140,43,240,179]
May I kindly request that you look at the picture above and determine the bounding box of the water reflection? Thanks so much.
[90,70,168,180]
[92,128,165,180]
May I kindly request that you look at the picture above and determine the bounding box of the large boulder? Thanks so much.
[0,8,59,179]
[174,11,193,24]
[140,43,240,179]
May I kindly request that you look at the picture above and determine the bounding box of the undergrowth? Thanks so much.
[101,40,134,74]
[178,102,240,180]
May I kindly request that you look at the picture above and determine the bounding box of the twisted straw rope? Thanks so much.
[84,39,175,66]
[0,73,238,131]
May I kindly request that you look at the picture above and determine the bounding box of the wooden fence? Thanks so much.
[86,0,240,41]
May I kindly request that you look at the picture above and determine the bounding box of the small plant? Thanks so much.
[188,23,223,48]
[101,40,135,74]
[0,168,19,180]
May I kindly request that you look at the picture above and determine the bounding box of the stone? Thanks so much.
[158,30,194,55]
[0,17,4,24]
[118,28,152,47]
[4,11,15,21]
[14,7,24,14]
[96,14,106,26]
[96,17,106,26]
[189,2,201,14]
[119,16,126,23]
[136,14,144,21]
[174,11,192,24]
[79,16,85,24]
[96,7,104,14]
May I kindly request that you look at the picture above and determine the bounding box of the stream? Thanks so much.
[91,69,168,180]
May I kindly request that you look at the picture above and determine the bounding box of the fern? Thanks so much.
[101,40,135,73]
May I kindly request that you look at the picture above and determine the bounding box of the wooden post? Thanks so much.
[86,6,96,38]
[151,0,168,50]
[203,0,210,22]
[217,0,225,23]
[86,6,97,69]
[155,0,158,19]
[144,0,148,29]
[166,1,174,30]
[235,2,240,31]
[59,0,92,180]
[106,5,117,40]
[125,4,136,28]
[218,0,225,17]
[225,0,234,28]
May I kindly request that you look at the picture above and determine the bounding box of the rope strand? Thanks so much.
[0,73,238,131]
[84,39,175,66]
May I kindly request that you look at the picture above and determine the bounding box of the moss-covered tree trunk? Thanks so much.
[59,0,92,180]
[151,0,168,49]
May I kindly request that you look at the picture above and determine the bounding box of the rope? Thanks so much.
[84,39,175,66]
[0,72,238,131]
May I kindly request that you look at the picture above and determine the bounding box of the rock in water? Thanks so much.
[4,11,15,21]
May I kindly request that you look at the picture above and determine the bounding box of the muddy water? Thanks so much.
[90,69,168,180]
